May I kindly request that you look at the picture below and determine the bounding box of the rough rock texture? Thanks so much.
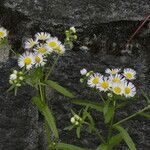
[0,0,150,150]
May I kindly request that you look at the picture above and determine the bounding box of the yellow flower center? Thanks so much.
[112,78,120,83]
[92,77,99,85]
[24,57,32,65]
[35,56,41,63]
[38,47,47,54]
[113,87,121,94]
[101,81,109,89]
[48,41,57,47]
[125,73,133,79]
[0,32,5,38]
[124,87,131,94]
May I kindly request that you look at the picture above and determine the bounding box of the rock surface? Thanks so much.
[0,0,150,150]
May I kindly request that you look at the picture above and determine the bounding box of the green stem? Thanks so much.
[113,105,150,127]
[84,122,105,143]
[98,92,105,103]
[45,55,60,81]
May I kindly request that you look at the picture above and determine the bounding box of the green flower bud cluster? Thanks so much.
[65,27,77,49]
[9,70,24,87]
[70,114,83,126]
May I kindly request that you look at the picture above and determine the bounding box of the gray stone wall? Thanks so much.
[0,0,150,150]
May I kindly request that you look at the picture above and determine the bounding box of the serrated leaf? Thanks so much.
[32,96,59,139]
[72,99,103,112]
[46,80,75,98]
[114,125,136,150]
[56,142,87,150]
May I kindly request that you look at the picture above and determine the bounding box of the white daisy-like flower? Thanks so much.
[18,52,34,70]
[34,53,47,67]
[87,73,102,88]
[109,74,125,84]
[112,83,124,95]
[123,81,136,98]
[54,43,65,54]
[105,68,121,75]
[35,32,51,41]
[97,77,111,92]
[34,44,52,55]
[80,68,87,75]
[46,37,61,49]
[123,68,136,80]
[24,38,38,49]
[10,74,17,80]
[0,27,8,39]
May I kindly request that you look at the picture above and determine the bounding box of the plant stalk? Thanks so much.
[113,105,150,127]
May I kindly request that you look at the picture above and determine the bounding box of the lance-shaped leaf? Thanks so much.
[32,96,59,138]
[114,125,136,150]
[72,99,103,112]
[46,80,75,98]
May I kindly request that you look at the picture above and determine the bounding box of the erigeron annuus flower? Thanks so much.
[18,52,34,70]
[112,83,124,95]
[46,37,61,49]
[109,74,125,84]
[34,53,47,67]
[35,32,51,41]
[123,68,136,80]
[34,44,52,55]
[97,77,111,92]
[105,68,121,75]
[54,43,65,54]
[123,81,136,98]
[87,73,102,88]
[24,38,38,49]
[80,68,87,75]
[0,27,8,39]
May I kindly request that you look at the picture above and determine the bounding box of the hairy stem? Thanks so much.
[113,105,150,127]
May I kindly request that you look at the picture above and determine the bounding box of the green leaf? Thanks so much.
[76,126,81,138]
[32,96,59,139]
[56,142,87,150]
[46,80,75,98]
[108,133,123,149]
[72,99,103,112]
[96,144,108,150]
[138,112,150,119]
[64,125,74,131]
[114,125,136,150]
[104,107,114,124]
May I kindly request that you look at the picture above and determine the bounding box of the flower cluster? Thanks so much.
[18,32,65,70]
[80,68,136,98]
[9,70,24,87]
[70,114,83,126]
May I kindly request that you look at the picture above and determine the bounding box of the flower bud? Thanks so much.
[107,93,113,98]
[74,114,80,120]
[80,78,84,83]
[70,27,76,33]
[16,83,21,87]
[73,35,77,40]
[70,117,76,124]
[19,76,24,81]
[80,68,87,75]
[18,71,23,75]
[10,74,17,80]
[9,80,13,84]
[13,70,18,75]
[75,121,79,126]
